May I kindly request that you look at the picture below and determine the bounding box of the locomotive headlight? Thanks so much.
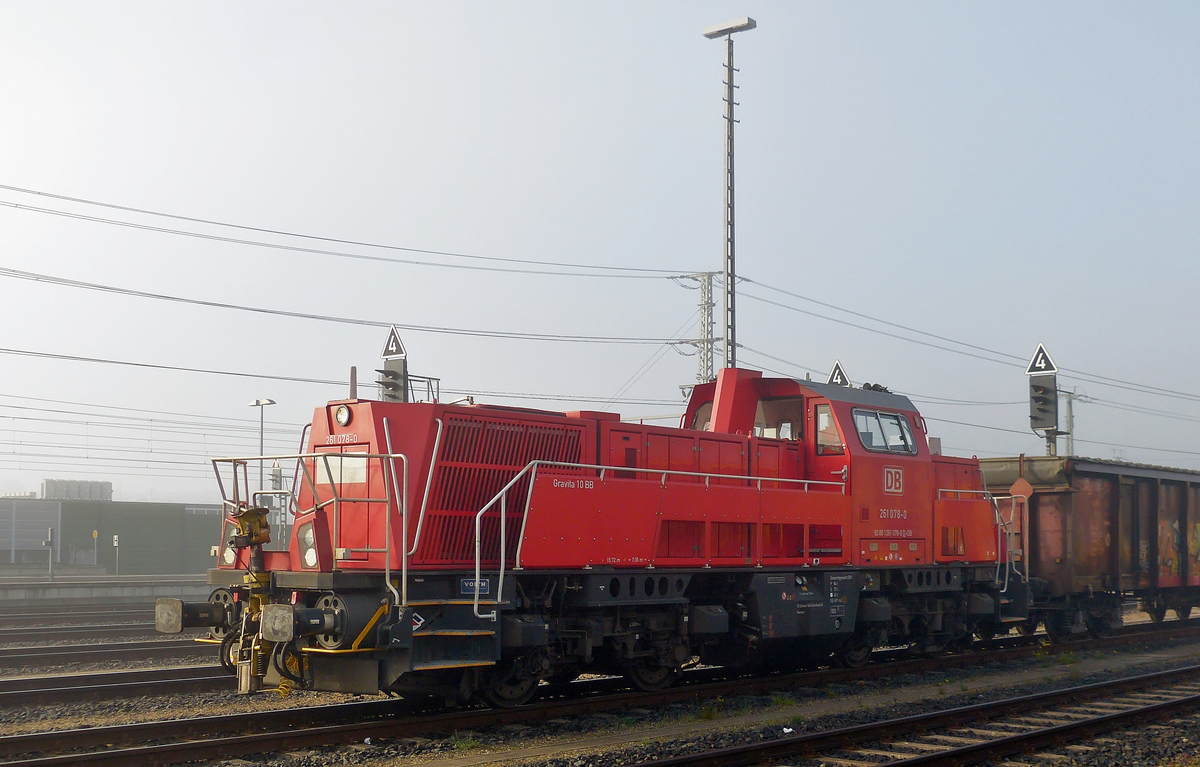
[297,522,317,569]
[222,546,236,565]
[334,405,352,427]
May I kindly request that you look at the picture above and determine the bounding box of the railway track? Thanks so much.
[0,638,216,669]
[0,623,180,642]
[0,607,153,628]
[0,665,229,705]
[628,665,1200,767]
[4,621,1199,766]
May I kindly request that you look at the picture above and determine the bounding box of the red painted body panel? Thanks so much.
[216,367,1002,577]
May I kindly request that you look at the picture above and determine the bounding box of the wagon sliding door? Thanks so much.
[1118,478,1154,591]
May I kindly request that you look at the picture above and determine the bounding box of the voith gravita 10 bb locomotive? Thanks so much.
[156,363,1028,704]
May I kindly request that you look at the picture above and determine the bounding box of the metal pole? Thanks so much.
[259,405,265,492]
[1065,393,1074,457]
[722,34,737,369]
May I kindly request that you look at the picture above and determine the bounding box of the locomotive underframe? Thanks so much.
[192,561,1017,700]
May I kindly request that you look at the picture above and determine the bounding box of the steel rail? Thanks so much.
[0,639,216,668]
[4,622,1199,766]
[0,624,192,642]
[625,665,1200,767]
[0,666,228,706]
[0,610,153,628]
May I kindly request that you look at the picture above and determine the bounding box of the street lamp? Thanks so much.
[248,398,276,491]
[703,17,756,369]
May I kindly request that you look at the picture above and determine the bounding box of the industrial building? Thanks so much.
[0,482,223,575]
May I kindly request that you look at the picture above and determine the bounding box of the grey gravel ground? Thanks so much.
[181,638,1200,767]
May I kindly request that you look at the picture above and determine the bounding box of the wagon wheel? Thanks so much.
[1148,599,1168,624]
[1043,611,1073,643]
[1174,604,1194,621]
[625,658,680,692]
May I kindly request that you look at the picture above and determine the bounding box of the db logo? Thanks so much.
[883,466,904,495]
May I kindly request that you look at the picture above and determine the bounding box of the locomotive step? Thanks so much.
[412,629,496,638]
[405,599,506,607]
[411,659,495,671]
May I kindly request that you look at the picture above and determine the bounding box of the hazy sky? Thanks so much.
[1,3,1198,502]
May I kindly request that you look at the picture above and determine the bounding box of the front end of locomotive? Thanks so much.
[155,396,513,700]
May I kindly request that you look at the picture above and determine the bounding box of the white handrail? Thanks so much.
[408,418,444,557]
[382,419,405,607]
[212,451,409,590]
[469,458,850,620]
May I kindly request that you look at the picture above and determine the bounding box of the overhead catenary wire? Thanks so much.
[742,280,1200,407]
[0,200,681,280]
[6,182,1198,407]
[0,266,680,345]
[0,183,690,275]
[0,347,682,408]
[0,391,309,429]
[736,346,1200,462]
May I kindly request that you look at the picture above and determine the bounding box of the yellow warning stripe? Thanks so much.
[351,603,390,650]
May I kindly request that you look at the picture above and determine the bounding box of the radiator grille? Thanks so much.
[418,414,586,565]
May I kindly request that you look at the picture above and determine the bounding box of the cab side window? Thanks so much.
[754,397,803,440]
[815,404,844,455]
[852,408,918,455]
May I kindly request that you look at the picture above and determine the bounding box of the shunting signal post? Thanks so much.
[1027,343,1062,456]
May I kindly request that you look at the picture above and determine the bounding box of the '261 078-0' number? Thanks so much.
[325,434,359,445]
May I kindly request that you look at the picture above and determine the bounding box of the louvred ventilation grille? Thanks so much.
[417,415,585,565]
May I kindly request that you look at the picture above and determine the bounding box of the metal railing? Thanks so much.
[935,488,992,500]
[988,493,1025,594]
[212,448,409,607]
[468,459,847,621]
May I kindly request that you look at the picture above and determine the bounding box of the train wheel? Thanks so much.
[1015,617,1038,636]
[480,657,540,708]
[1174,604,1194,621]
[625,658,679,691]
[834,636,872,669]
[219,629,240,675]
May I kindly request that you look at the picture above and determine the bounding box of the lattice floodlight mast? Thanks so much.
[703,17,756,369]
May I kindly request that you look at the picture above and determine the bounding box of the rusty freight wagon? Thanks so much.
[979,455,1200,639]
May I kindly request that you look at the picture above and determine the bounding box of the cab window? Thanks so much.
[815,404,844,455]
[754,397,803,440]
[690,401,713,431]
[852,409,918,455]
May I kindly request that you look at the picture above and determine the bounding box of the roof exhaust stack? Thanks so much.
[349,366,358,400]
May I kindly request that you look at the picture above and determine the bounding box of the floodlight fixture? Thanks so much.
[702,17,756,368]
[702,17,756,39]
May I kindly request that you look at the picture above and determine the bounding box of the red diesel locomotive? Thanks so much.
[157,366,1024,704]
